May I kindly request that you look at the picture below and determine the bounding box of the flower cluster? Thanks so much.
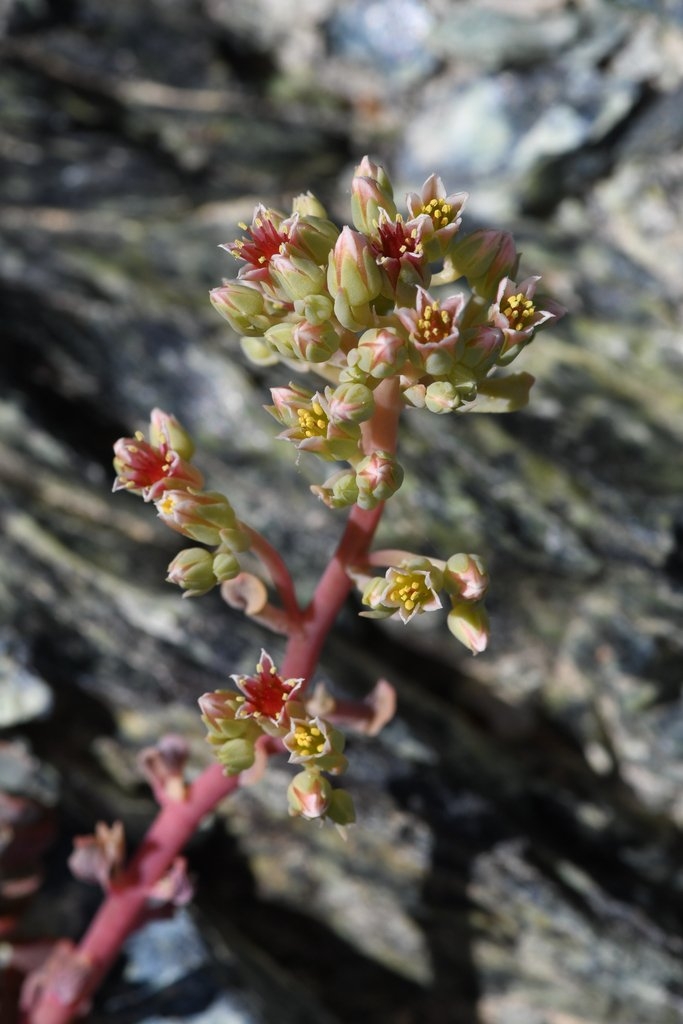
[110,159,565,829]
[353,552,490,655]
[199,651,354,827]
[113,409,249,596]
[211,157,563,507]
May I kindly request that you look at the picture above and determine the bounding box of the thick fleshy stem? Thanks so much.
[20,377,402,1024]
[241,523,302,625]
[19,766,239,1024]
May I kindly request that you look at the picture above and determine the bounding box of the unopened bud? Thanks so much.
[354,328,407,378]
[287,769,332,820]
[351,174,397,235]
[445,554,489,601]
[449,229,519,300]
[355,450,404,509]
[447,600,490,654]
[293,214,340,263]
[210,282,272,336]
[291,191,329,219]
[327,226,383,310]
[354,156,394,198]
[291,319,340,363]
[459,326,504,373]
[424,381,461,414]
[294,293,334,326]
[213,550,241,583]
[326,382,375,424]
[166,547,217,597]
[311,469,359,509]
[270,253,326,302]
[149,409,195,461]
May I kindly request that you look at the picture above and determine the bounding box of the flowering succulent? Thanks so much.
[106,156,563,896]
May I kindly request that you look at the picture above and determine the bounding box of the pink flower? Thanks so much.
[405,174,467,255]
[397,286,464,370]
[489,276,565,360]
[112,436,203,501]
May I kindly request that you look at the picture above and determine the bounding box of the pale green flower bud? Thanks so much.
[198,690,241,733]
[264,321,297,360]
[449,228,519,300]
[199,690,262,775]
[270,252,326,302]
[327,227,383,309]
[149,409,195,461]
[267,318,339,365]
[212,550,241,583]
[332,287,375,332]
[166,548,217,597]
[424,381,461,414]
[444,554,489,601]
[291,320,340,363]
[293,214,340,264]
[294,293,333,327]
[310,469,359,509]
[210,282,273,336]
[326,382,375,424]
[287,769,332,820]
[351,173,397,235]
[155,489,237,546]
[355,450,404,509]
[291,191,329,219]
[355,328,407,378]
[354,156,394,199]
[447,600,490,654]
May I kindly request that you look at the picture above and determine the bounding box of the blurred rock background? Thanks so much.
[1,0,683,1021]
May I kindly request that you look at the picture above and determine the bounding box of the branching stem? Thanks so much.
[21,378,402,1024]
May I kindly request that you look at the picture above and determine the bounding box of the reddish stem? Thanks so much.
[21,378,401,1024]
[241,524,302,624]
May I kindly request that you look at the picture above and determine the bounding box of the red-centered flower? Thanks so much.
[221,205,299,283]
[231,650,303,724]
[113,435,203,501]
[371,210,429,290]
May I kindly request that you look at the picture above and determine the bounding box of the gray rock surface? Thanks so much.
[1,0,682,1022]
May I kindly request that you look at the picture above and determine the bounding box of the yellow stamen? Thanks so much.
[387,572,431,612]
[503,292,536,330]
[297,403,328,439]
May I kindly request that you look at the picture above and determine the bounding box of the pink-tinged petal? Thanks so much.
[231,650,303,724]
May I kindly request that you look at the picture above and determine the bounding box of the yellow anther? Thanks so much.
[503,292,536,330]
[159,494,176,515]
